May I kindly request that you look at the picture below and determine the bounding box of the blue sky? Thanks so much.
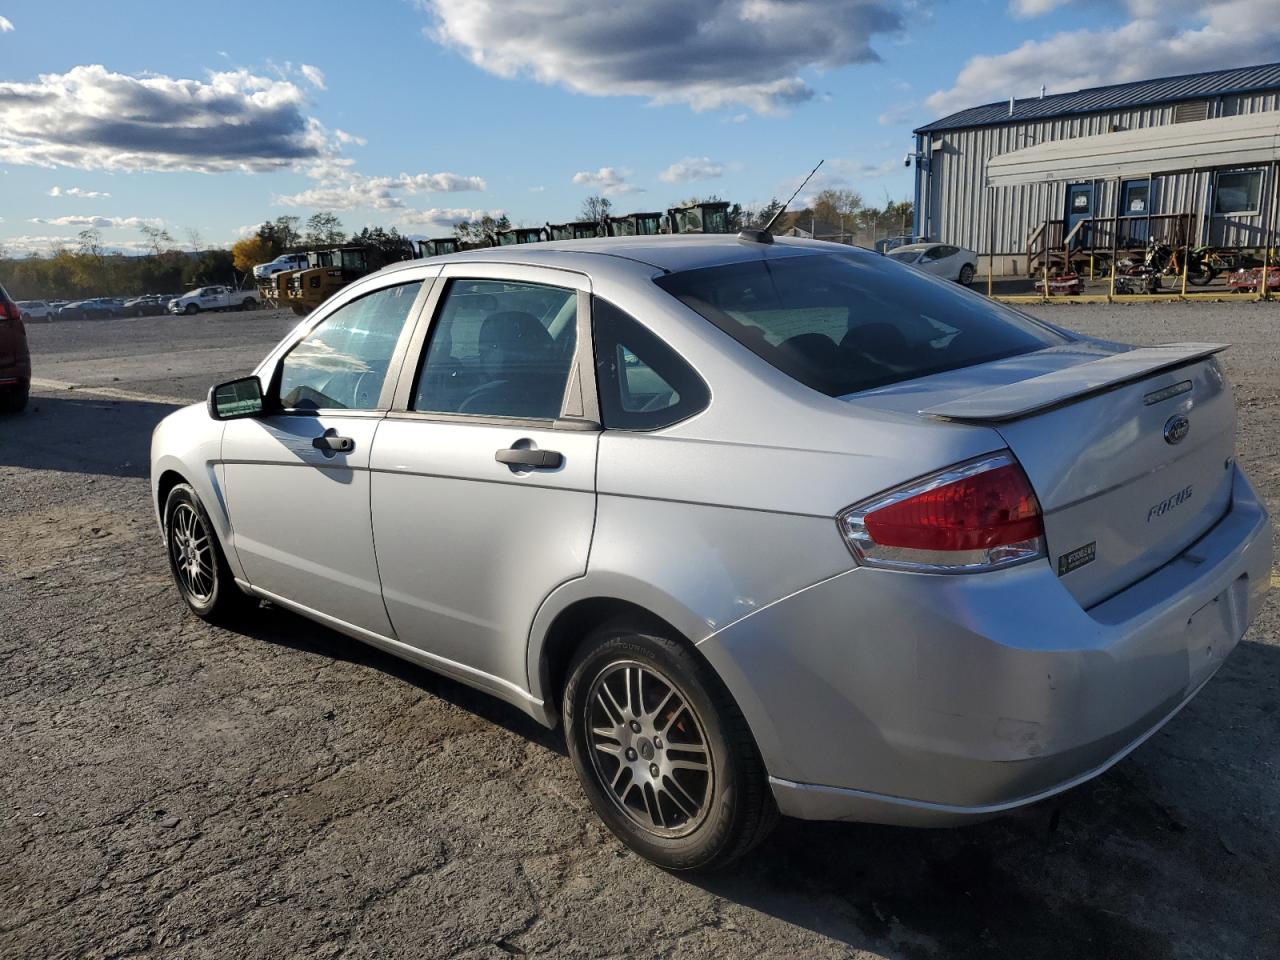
[2,0,1277,254]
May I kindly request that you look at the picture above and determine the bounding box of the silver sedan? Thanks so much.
[151,235,1272,871]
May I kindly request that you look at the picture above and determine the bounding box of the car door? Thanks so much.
[369,263,599,699]
[201,287,224,310]
[220,272,434,637]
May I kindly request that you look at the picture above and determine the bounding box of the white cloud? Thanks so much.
[659,156,725,183]
[299,63,326,90]
[275,170,487,210]
[334,128,366,146]
[48,186,112,199]
[877,101,916,126]
[30,214,163,229]
[0,64,325,173]
[572,166,641,195]
[422,0,902,114]
[0,15,13,32]
[1009,0,1072,15]
[398,206,505,230]
[528,185,545,192]
[929,0,1280,118]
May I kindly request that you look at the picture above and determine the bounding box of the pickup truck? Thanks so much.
[168,286,258,315]
[253,253,310,280]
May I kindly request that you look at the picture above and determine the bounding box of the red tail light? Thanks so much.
[0,299,19,322]
[838,453,1045,572]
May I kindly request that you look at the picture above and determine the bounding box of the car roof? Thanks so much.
[890,242,941,253]
[372,234,857,280]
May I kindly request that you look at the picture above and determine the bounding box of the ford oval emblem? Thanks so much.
[1163,414,1190,445]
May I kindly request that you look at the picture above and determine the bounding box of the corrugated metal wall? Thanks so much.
[925,92,1279,271]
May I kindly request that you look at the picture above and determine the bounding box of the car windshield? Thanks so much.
[654,251,1066,398]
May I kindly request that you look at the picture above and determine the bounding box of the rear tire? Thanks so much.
[958,263,976,286]
[563,619,777,871]
[163,483,250,625]
[239,298,256,310]
[0,381,29,414]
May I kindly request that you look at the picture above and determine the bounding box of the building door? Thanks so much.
[1065,182,1094,249]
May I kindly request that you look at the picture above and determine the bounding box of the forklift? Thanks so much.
[606,212,664,236]
[285,246,383,315]
[416,237,460,258]
[496,227,547,246]
[666,201,731,234]
[546,220,603,241]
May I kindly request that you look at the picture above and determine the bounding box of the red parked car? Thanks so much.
[0,282,31,413]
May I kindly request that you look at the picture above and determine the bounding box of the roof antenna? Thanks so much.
[739,158,824,245]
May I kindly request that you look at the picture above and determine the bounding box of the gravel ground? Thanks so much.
[1,302,1277,960]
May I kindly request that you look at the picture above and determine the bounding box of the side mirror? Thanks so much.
[208,375,265,420]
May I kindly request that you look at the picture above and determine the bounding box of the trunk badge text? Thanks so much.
[1163,414,1190,445]
[1148,484,1194,523]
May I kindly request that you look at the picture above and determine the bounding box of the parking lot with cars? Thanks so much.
[2,301,1277,959]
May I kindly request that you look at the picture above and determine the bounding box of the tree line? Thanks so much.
[1,195,913,301]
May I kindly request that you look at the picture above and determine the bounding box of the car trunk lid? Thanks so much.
[851,342,1235,608]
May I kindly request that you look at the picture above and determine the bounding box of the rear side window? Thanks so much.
[654,251,1064,397]
[592,298,709,430]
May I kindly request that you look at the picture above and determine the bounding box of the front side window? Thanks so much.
[655,251,1065,398]
[277,280,423,411]
[413,279,578,419]
[593,298,709,430]
[1215,170,1262,214]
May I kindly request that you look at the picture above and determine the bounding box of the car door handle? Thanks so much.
[313,433,355,454]
[495,447,562,469]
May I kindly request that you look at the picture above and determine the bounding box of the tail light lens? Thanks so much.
[838,452,1045,572]
[0,299,19,323]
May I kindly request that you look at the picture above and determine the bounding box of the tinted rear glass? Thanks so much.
[654,251,1065,397]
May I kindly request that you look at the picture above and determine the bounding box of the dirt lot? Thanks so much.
[1,302,1277,960]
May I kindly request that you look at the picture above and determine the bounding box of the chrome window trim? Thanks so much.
[390,263,601,428]
[253,264,442,414]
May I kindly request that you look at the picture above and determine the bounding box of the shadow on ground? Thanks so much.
[0,394,177,479]
[230,590,1280,960]
[688,636,1280,959]
[234,600,567,758]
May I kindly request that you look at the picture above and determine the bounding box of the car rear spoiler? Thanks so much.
[919,342,1228,422]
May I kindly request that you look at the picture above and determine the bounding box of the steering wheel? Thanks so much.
[457,379,512,414]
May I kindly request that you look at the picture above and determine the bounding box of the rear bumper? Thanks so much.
[697,466,1272,826]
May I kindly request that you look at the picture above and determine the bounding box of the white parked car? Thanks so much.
[253,253,309,280]
[16,300,53,322]
[168,286,258,315]
[887,242,978,285]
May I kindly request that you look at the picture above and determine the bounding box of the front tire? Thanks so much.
[183,303,199,315]
[563,620,777,871]
[163,483,249,624]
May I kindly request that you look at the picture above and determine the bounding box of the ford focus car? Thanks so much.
[150,235,1271,871]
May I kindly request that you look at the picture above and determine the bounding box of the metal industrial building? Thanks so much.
[911,63,1280,276]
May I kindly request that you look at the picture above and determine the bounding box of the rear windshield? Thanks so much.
[654,251,1066,397]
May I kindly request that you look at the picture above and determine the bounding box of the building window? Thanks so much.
[1120,180,1150,216]
[1214,170,1263,215]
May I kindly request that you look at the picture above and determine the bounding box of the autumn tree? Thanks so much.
[232,234,275,275]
